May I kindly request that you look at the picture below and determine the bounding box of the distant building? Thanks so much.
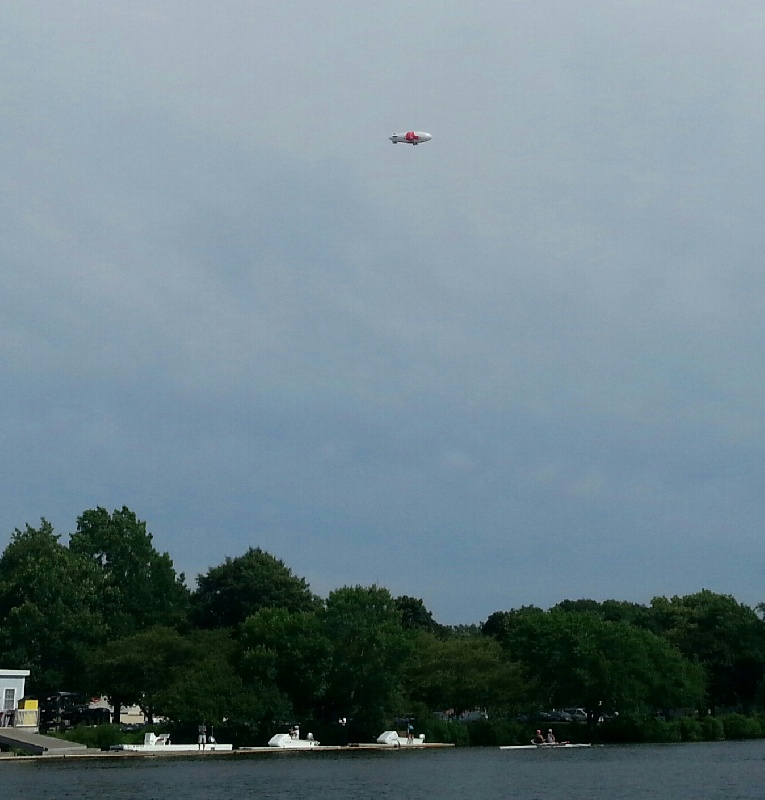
[0,668,38,731]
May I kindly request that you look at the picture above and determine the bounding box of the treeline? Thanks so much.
[2,507,765,746]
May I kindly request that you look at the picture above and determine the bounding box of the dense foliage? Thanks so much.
[1,507,765,746]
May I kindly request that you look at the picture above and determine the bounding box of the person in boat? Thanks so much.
[532,729,545,744]
[546,728,557,744]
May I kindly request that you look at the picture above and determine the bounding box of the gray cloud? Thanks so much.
[1,1,764,622]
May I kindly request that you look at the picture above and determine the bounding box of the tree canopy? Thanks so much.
[0,520,107,695]
[69,507,189,637]
[647,591,765,710]
[323,585,413,734]
[239,607,332,720]
[484,607,706,713]
[407,632,526,715]
[193,547,320,629]
[2,506,765,743]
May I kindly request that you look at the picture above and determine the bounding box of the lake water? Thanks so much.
[3,741,764,800]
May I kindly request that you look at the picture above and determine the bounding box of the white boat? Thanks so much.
[112,732,233,753]
[499,742,592,750]
[376,730,426,746]
[268,733,321,749]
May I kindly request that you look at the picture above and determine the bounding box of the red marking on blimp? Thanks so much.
[389,131,433,145]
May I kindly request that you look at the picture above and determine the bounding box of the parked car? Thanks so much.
[563,708,588,722]
[40,692,111,731]
[540,710,573,723]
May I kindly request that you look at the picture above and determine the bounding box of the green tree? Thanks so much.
[553,599,654,629]
[323,585,413,734]
[155,629,286,741]
[0,520,107,696]
[86,626,195,722]
[69,507,189,638]
[193,547,320,629]
[407,632,526,715]
[648,591,765,710]
[87,627,283,737]
[444,623,484,638]
[239,607,331,720]
[485,608,705,714]
[482,605,544,640]
[395,595,444,635]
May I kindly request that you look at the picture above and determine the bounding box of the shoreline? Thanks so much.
[0,742,454,762]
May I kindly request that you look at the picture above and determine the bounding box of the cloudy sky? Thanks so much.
[2,1,764,623]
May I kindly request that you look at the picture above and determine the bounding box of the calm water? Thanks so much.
[3,741,764,800]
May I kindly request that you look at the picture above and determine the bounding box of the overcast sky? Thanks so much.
[2,1,764,624]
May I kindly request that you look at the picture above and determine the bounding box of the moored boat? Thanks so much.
[376,730,427,746]
[268,732,321,749]
[111,732,233,753]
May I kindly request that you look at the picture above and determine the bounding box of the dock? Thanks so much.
[239,742,454,753]
[0,728,88,756]
[0,741,454,761]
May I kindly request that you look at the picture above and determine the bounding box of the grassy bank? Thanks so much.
[413,713,765,746]
[51,711,765,750]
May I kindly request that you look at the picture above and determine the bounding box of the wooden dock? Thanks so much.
[0,741,454,761]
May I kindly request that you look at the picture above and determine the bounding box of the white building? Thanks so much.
[0,668,38,730]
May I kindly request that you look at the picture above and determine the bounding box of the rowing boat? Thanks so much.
[499,743,592,750]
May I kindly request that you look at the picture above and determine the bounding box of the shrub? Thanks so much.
[62,724,125,749]
[678,717,703,742]
[465,719,496,746]
[598,714,679,743]
[699,715,724,741]
[487,718,529,747]
[645,716,680,743]
[441,721,470,747]
[420,717,470,746]
[721,713,762,740]
[602,714,657,743]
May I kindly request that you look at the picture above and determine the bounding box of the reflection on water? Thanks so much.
[3,741,764,800]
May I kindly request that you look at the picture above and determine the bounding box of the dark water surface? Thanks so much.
[3,741,764,800]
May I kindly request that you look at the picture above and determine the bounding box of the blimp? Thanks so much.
[389,131,432,145]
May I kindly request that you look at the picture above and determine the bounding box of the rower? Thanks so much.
[546,728,557,744]
[532,729,545,744]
